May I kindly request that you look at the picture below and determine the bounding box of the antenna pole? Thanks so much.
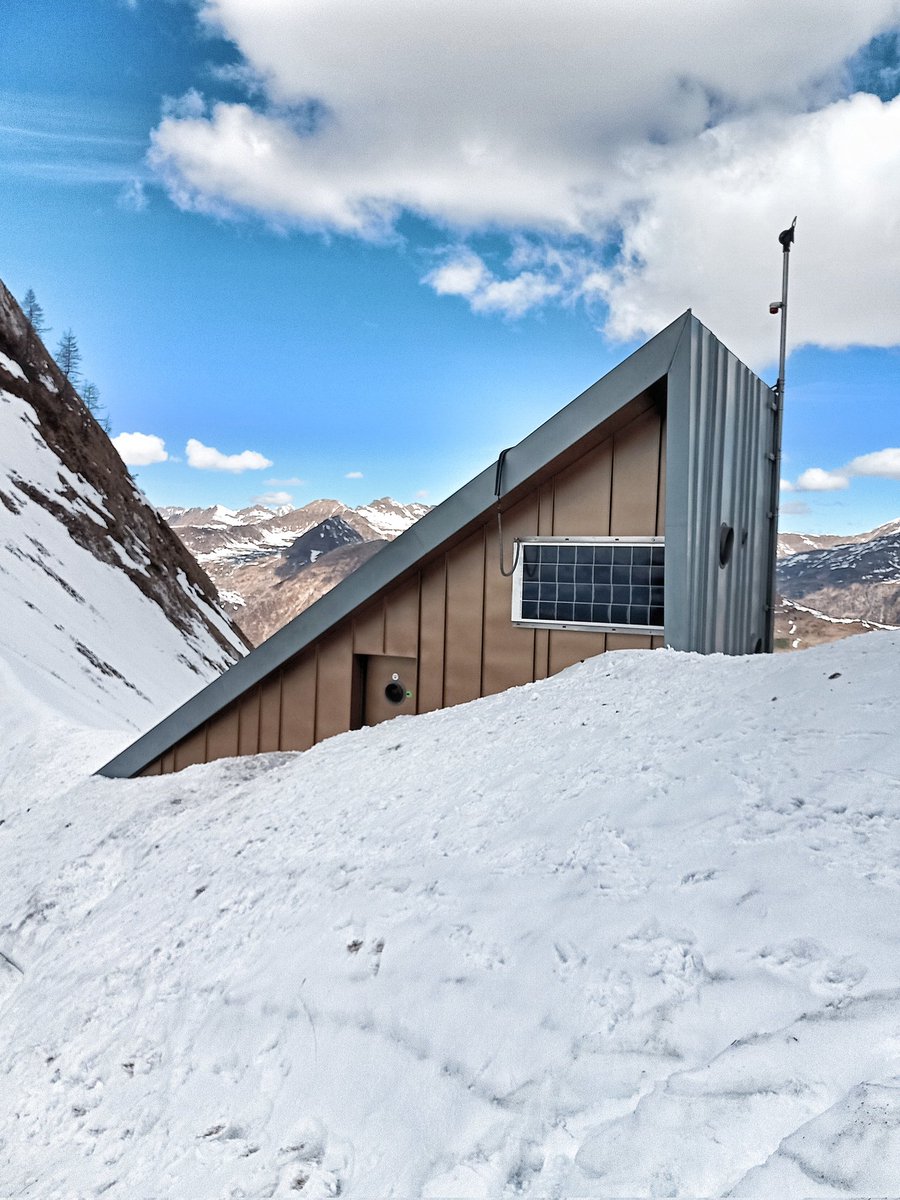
[764,217,796,653]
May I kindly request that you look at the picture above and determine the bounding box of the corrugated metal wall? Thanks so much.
[142,396,666,774]
[664,319,776,655]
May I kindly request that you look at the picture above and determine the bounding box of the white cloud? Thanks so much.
[845,447,900,479]
[111,431,168,466]
[794,467,850,491]
[344,470,363,479]
[415,489,429,499]
[425,250,563,317]
[786,445,900,492]
[161,89,207,120]
[117,178,147,212]
[426,253,488,299]
[149,1,900,361]
[185,437,272,472]
[253,490,293,506]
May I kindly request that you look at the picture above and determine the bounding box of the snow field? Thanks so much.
[1,634,899,1196]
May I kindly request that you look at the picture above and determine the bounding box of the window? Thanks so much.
[511,537,664,634]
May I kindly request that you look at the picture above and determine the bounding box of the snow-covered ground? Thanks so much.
[2,633,900,1197]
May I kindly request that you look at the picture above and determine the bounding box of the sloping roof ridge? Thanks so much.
[97,311,692,778]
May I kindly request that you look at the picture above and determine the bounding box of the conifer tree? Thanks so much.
[81,381,111,433]
[55,329,82,385]
[21,288,48,337]
[20,288,50,358]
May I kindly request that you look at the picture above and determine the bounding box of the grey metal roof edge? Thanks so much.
[97,311,692,779]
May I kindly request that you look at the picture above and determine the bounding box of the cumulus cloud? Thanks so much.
[111,431,168,466]
[253,489,293,506]
[794,467,851,491]
[845,446,900,478]
[786,445,900,491]
[425,251,562,317]
[148,1,900,362]
[185,437,272,472]
[344,470,363,479]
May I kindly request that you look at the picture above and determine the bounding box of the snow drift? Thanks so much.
[1,628,899,1196]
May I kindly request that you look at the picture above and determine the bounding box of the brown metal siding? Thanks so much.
[353,601,385,656]
[258,675,282,753]
[314,628,355,742]
[610,408,662,535]
[207,702,240,761]
[443,530,486,708]
[481,494,538,697]
[417,558,447,713]
[238,690,261,756]
[384,577,419,658]
[280,651,316,751]
[152,394,666,772]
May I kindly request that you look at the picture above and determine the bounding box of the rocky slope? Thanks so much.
[0,279,248,731]
[777,525,900,629]
[161,497,429,645]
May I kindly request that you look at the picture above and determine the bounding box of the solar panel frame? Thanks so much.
[511,536,665,635]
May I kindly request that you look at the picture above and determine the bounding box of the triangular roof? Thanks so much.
[98,312,702,778]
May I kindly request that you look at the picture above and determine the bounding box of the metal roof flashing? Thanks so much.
[97,311,696,779]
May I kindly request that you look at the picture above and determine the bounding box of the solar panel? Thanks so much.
[511,537,664,633]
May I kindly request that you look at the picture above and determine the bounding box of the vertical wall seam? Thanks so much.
[440,553,449,709]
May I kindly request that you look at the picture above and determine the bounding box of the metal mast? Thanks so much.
[764,217,796,652]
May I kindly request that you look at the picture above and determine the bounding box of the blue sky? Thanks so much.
[1,1,898,533]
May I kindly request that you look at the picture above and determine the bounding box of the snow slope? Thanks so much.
[0,281,247,731]
[2,631,899,1197]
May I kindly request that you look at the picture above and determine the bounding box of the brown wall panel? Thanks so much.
[606,632,654,651]
[656,411,667,536]
[238,689,261,756]
[552,439,613,534]
[548,630,607,676]
[141,758,162,777]
[353,601,384,656]
[174,726,207,771]
[417,559,446,713]
[207,703,240,762]
[443,530,485,707]
[258,675,282,753]
[280,652,316,751]
[315,628,355,742]
[610,410,662,535]
[482,494,539,697]
[162,749,176,775]
[384,577,420,658]
[651,635,666,649]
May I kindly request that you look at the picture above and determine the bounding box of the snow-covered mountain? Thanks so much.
[159,497,429,566]
[275,515,364,573]
[777,517,900,559]
[161,496,429,645]
[0,279,248,731]
[778,525,900,628]
[2,612,899,1195]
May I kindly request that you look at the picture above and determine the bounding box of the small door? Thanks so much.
[361,654,417,727]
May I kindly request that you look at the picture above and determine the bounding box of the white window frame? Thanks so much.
[510,535,665,635]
